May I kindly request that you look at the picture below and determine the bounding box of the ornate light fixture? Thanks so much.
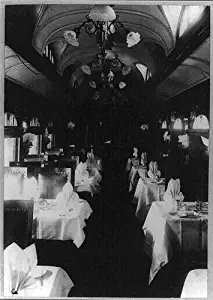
[64,5,141,92]
[63,5,141,49]
[79,51,132,90]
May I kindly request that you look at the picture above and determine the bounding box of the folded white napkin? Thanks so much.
[55,192,67,210]
[4,243,46,295]
[62,181,73,201]
[68,192,80,208]
[163,178,184,213]
[56,181,81,211]
[148,161,161,179]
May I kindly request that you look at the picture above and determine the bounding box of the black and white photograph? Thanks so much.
[2,2,212,298]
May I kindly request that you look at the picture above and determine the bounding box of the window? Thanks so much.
[179,6,205,37]
[136,63,151,82]
[43,45,55,64]
[136,63,147,80]
[192,114,209,130]
[173,118,183,130]
[162,5,183,38]
[161,120,167,129]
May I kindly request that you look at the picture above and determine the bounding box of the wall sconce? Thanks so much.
[5,113,18,126]
[30,117,40,127]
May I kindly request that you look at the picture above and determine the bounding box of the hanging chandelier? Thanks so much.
[63,5,141,50]
[64,5,141,93]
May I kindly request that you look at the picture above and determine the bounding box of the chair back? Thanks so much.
[4,200,34,249]
[38,168,71,199]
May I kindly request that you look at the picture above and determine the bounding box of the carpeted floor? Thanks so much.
[35,157,206,297]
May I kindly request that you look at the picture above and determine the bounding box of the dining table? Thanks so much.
[33,199,93,248]
[133,177,165,222]
[142,201,208,284]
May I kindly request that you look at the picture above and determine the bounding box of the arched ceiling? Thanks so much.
[5,4,210,113]
[32,4,173,76]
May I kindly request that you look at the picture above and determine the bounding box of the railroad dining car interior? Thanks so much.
[3,3,211,298]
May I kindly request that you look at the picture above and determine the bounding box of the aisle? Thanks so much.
[68,165,151,297]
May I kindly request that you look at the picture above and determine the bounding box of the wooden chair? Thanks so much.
[4,200,34,249]
[37,167,72,199]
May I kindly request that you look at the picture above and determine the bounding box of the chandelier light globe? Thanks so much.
[89,5,116,22]
[122,65,132,76]
[81,65,91,75]
[63,30,79,46]
[119,82,126,89]
[126,32,141,47]
[89,81,96,88]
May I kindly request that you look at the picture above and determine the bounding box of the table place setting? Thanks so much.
[176,201,208,220]
[32,181,93,247]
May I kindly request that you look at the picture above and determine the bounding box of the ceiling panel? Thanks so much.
[155,63,209,100]
[5,46,62,100]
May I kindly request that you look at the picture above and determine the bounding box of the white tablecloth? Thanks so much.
[133,178,165,222]
[143,201,207,284]
[33,201,93,248]
[4,266,74,297]
[180,269,207,298]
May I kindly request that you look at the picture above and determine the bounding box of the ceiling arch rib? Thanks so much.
[33,9,93,54]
